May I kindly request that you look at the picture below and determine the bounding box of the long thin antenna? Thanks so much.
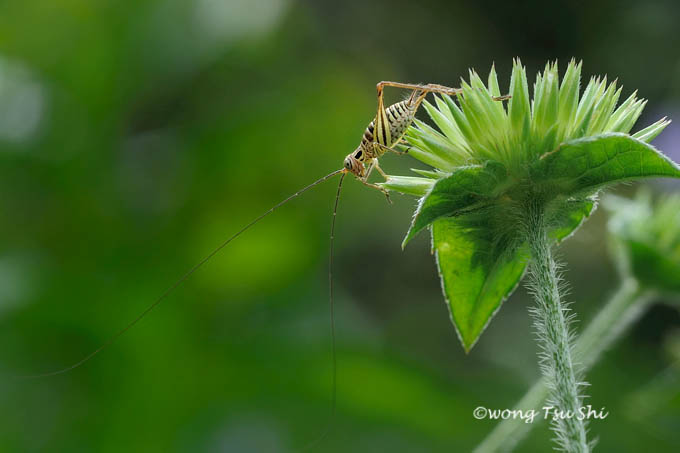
[301,171,346,451]
[21,169,345,379]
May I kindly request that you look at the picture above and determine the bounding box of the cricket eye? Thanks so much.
[344,158,352,169]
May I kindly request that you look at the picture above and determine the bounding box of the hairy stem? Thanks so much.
[524,202,589,452]
[474,278,654,452]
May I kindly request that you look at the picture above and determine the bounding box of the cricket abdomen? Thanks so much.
[356,99,416,161]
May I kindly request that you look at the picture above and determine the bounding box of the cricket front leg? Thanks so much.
[371,158,389,180]
[359,160,392,204]
[358,179,392,204]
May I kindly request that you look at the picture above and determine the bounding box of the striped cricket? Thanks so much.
[344,82,463,196]
[23,80,509,446]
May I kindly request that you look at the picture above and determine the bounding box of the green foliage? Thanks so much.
[3,1,680,451]
[432,215,527,351]
[476,191,680,452]
[524,202,590,452]
[531,134,680,195]
[605,191,680,298]
[381,175,434,196]
[382,60,679,351]
[403,161,508,246]
[396,60,670,176]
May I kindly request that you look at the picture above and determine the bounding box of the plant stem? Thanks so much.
[524,202,589,452]
[473,278,654,453]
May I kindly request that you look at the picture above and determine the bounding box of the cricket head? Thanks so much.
[343,150,364,177]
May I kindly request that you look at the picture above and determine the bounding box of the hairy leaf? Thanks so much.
[432,216,527,351]
[547,196,597,242]
[533,133,680,196]
[403,161,507,247]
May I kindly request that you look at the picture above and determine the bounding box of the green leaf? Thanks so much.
[532,133,680,196]
[508,59,530,140]
[605,191,680,298]
[557,59,581,135]
[572,76,605,137]
[422,101,469,157]
[587,83,621,135]
[605,91,640,133]
[411,168,447,179]
[403,161,508,247]
[381,176,434,197]
[444,93,479,147]
[547,196,597,242]
[405,144,459,173]
[432,216,527,352]
[632,117,671,143]
[488,63,501,98]
[532,62,560,136]
[628,240,680,295]
[412,118,466,166]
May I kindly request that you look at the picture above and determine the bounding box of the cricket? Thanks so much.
[21,80,509,445]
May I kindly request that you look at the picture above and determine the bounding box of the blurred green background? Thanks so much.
[0,0,679,451]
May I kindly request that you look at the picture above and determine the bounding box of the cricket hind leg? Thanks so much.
[373,81,458,147]
[375,81,463,128]
[420,82,510,101]
[377,80,509,103]
[377,81,463,108]
[376,81,462,96]
[366,81,465,202]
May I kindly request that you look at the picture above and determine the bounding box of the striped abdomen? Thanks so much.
[357,99,417,160]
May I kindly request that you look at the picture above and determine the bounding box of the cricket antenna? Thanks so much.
[300,170,346,451]
[20,168,345,379]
